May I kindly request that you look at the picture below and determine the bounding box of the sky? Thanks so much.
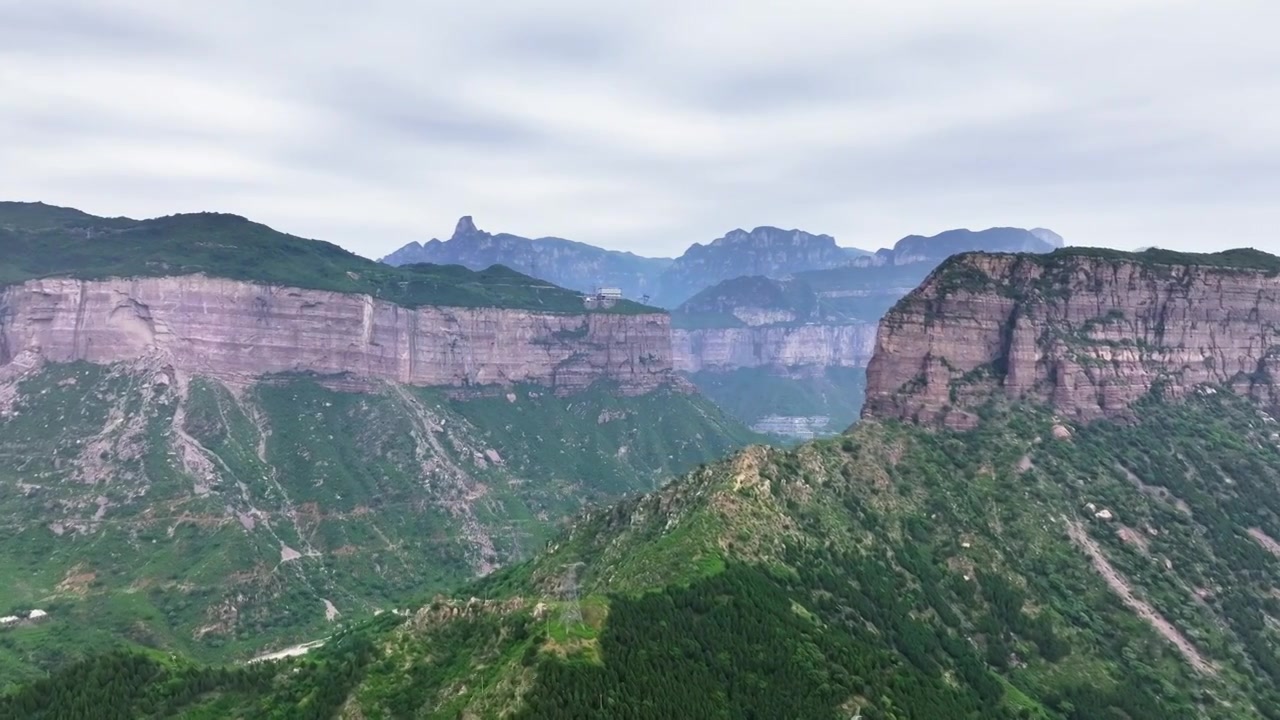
[2,0,1278,259]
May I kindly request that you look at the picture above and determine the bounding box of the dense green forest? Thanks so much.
[0,364,755,687]
[6,388,1278,718]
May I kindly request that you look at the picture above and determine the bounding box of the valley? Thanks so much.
[385,219,1066,439]
[5,245,1279,719]
[4,4,1270,718]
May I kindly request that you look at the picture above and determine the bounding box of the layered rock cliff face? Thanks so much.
[669,273,882,375]
[0,275,675,394]
[864,249,1280,429]
[672,324,876,374]
[668,272,884,437]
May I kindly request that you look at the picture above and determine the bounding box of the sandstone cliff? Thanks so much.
[672,324,876,374]
[864,248,1280,429]
[0,275,675,394]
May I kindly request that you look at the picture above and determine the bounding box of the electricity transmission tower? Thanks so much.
[559,562,585,626]
[507,524,524,562]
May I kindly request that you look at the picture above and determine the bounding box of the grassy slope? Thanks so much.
[0,202,656,314]
[0,363,756,687]
[13,390,1279,718]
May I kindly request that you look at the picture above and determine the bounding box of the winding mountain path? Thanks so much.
[1066,521,1215,675]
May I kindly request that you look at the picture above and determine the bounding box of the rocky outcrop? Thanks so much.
[672,324,876,374]
[864,249,1280,429]
[0,275,676,394]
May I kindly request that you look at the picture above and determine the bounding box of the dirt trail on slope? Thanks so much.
[1116,463,1192,515]
[248,638,326,663]
[1066,521,1215,675]
[1248,528,1280,559]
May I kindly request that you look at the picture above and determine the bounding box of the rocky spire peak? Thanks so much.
[452,216,480,239]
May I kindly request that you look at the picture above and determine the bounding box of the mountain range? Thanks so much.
[854,226,1065,267]
[10,244,1279,719]
[382,218,1065,438]
[379,216,674,302]
[380,218,873,308]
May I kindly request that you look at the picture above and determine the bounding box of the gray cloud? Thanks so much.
[0,3,190,54]
[1,0,1278,258]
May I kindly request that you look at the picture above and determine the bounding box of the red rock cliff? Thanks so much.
[863,250,1280,428]
[0,275,676,394]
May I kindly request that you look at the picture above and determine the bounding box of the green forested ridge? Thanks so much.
[1046,245,1280,273]
[928,246,1280,299]
[0,362,755,686]
[10,388,1279,718]
[0,201,656,313]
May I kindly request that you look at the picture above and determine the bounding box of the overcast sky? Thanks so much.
[2,1,1278,259]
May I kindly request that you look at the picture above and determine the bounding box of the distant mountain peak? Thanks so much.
[379,216,673,299]
[452,215,481,239]
[709,226,836,248]
[853,226,1062,268]
[1030,228,1065,248]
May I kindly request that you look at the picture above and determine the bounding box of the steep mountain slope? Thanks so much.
[671,230,1059,438]
[0,203,758,683]
[653,225,865,307]
[17,383,1278,719]
[378,217,672,301]
[14,247,1280,720]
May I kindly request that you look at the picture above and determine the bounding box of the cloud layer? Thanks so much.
[3,0,1278,258]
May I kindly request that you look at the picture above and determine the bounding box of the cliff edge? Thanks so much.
[863,247,1280,428]
[0,202,675,394]
[0,275,675,394]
